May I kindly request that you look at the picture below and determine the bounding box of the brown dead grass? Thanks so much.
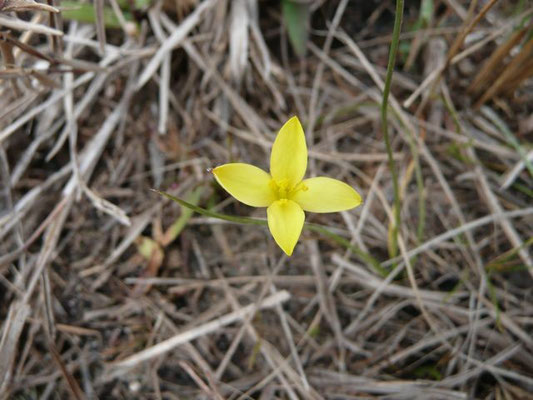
[1,1,532,399]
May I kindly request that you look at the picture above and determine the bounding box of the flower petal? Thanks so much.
[291,177,362,213]
[213,163,276,207]
[267,199,305,256]
[270,116,307,187]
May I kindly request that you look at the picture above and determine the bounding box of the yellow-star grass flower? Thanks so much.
[212,116,362,256]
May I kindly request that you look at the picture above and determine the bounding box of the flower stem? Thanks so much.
[153,189,264,226]
[381,0,404,257]
[154,189,385,276]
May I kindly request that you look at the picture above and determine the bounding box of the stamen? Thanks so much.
[271,179,307,200]
[277,179,290,199]
[289,182,308,197]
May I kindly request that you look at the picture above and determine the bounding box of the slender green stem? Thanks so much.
[395,113,426,261]
[381,0,404,257]
[154,189,265,226]
[154,189,386,276]
[305,224,387,276]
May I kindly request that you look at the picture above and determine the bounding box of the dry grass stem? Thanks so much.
[1,1,532,398]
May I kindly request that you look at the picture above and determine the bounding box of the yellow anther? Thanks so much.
[272,179,308,200]
[297,183,308,192]
[274,178,291,199]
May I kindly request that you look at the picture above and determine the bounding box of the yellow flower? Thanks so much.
[213,116,362,256]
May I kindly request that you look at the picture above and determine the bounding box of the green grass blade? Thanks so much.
[154,189,384,275]
[282,0,310,57]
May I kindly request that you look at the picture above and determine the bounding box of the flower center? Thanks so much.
[270,179,308,200]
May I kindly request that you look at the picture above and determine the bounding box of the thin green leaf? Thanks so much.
[154,189,385,276]
[481,106,533,180]
[61,1,134,29]
[282,0,310,57]
[420,0,434,26]
[154,189,264,226]
[305,223,387,277]
[164,187,204,244]
[381,0,404,260]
